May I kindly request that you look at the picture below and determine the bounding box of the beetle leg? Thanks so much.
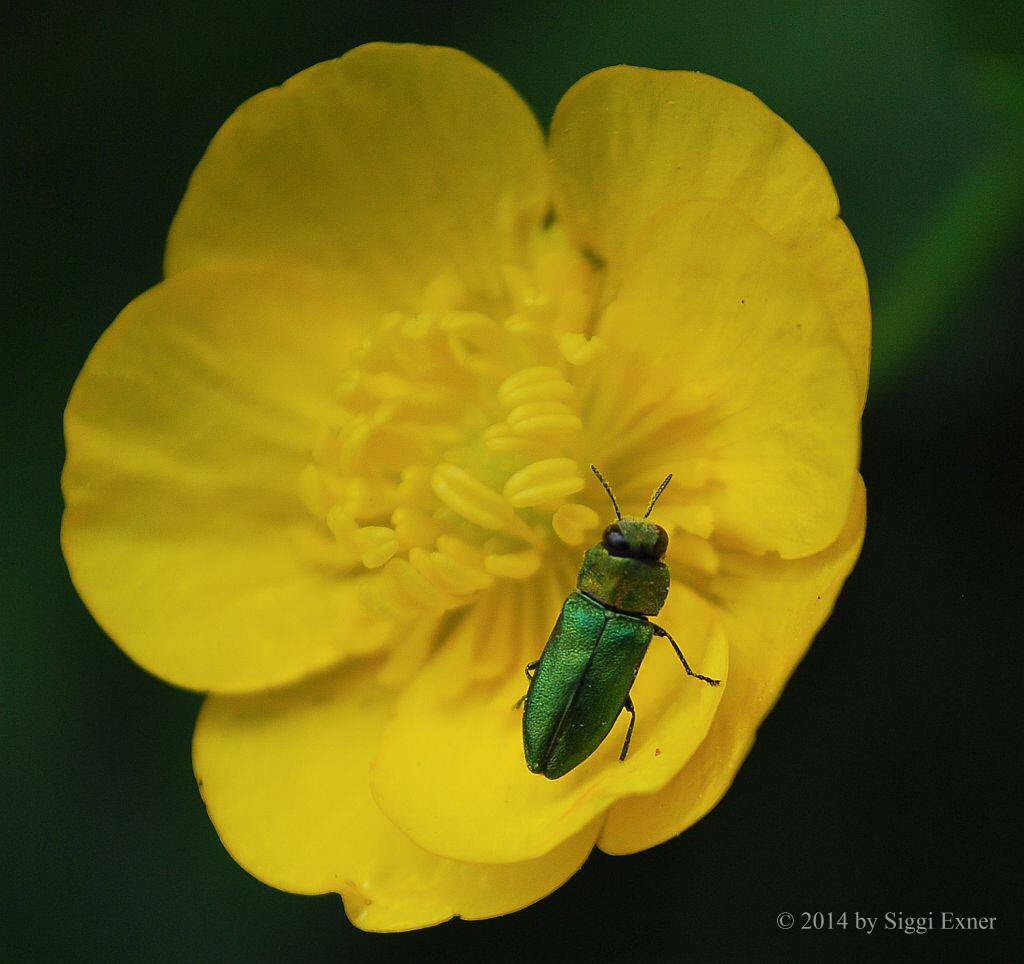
[619,695,636,761]
[513,660,540,710]
[651,625,721,686]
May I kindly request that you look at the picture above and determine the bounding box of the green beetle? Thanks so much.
[518,465,720,780]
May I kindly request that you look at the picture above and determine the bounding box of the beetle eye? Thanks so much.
[602,524,630,555]
[652,525,669,560]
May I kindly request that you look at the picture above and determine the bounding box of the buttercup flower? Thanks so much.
[62,44,868,930]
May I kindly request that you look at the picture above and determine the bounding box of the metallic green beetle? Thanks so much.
[518,465,720,780]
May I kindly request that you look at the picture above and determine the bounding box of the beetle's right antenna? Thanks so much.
[590,464,621,520]
[643,474,673,518]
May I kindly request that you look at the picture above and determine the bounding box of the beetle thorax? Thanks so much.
[576,544,670,616]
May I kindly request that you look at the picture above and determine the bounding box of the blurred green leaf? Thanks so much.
[871,65,1024,391]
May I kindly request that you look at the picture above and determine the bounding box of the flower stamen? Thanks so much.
[300,252,609,617]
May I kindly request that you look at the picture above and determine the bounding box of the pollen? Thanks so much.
[300,233,613,616]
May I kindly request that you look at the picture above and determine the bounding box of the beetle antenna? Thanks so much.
[643,474,673,518]
[590,464,621,520]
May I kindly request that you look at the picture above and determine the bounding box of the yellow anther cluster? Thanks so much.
[301,268,606,613]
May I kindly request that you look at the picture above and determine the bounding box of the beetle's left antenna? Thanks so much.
[590,464,621,520]
[643,474,673,518]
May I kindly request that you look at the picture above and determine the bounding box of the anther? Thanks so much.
[485,550,542,579]
[355,526,398,569]
[671,533,720,575]
[411,547,494,595]
[559,332,606,366]
[503,458,584,508]
[431,463,514,532]
[497,367,567,408]
[551,503,600,546]
[506,402,582,437]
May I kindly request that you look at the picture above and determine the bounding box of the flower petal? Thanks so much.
[600,200,860,558]
[193,661,600,931]
[371,576,727,863]
[62,265,386,693]
[599,477,866,854]
[550,67,869,399]
[167,44,549,309]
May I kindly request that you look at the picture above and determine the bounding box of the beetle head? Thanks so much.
[602,517,669,561]
[589,464,672,561]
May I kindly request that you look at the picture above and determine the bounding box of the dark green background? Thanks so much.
[5,1,1021,959]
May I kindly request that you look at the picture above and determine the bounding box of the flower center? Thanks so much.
[301,230,610,618]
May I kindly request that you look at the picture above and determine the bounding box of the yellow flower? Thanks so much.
[62,44,868,931]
